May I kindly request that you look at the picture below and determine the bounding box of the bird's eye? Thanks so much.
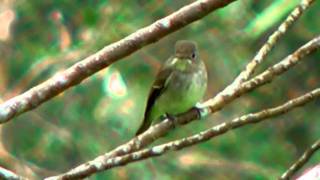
[191,53,196,59]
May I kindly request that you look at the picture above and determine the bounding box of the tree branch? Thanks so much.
[204,33,320,109]
[280,139,320,180]
[231,0,315,86]
[0,0,237,123]
[47,87,320,179]
[0,166,26,180]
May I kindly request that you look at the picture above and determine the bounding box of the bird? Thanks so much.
[135,40,207,135]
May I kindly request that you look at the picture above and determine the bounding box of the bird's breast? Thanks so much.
[156,68,207,114]
[171,66,207,89]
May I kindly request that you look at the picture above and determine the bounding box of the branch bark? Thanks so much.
[280,139,320,180]
[0,0,237,123]
[46,88,320,179]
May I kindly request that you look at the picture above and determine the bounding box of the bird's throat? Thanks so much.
[171,58,193,71]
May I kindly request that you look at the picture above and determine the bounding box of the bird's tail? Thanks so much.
[135,117,152,136]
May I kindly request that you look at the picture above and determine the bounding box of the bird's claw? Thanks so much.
[163,113,177,128]
[194,103,210,119]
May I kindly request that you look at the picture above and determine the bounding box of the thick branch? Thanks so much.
[0,166,26,180]
[47,88,320,179]
[0,0,237,123]
[280,139,320,180]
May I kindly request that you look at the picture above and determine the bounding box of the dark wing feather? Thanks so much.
[135,67,173,135]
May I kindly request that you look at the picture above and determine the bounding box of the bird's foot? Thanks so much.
[163,113,177,128]
[194,103,210,120]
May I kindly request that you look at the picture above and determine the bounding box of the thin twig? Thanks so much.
[202,35,320,111]
[46,88,320,179]
[0,0,237,123]
[0,166,26,180]
[232,0,315,86]
[280,139,320,180]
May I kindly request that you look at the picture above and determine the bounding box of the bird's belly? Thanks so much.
[153,72,206,119]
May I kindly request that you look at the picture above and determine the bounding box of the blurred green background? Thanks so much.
[0,0,319,179]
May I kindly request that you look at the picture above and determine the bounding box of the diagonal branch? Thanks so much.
[280,139,320,180]
[46,35,320,180]
[201,35,320,112]
[231,0,315,86]
[0,0,237,123]
[46,88,320,179]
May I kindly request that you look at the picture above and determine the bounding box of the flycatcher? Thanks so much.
[136,40,207,135]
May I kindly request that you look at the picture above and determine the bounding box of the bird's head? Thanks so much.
[174,40,198,60]
[169,40,199,71]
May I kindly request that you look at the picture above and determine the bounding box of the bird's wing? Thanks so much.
[145,67,173,115]
[135,67,173,135]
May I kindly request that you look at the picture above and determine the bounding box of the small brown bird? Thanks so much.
[135,40,207,135]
